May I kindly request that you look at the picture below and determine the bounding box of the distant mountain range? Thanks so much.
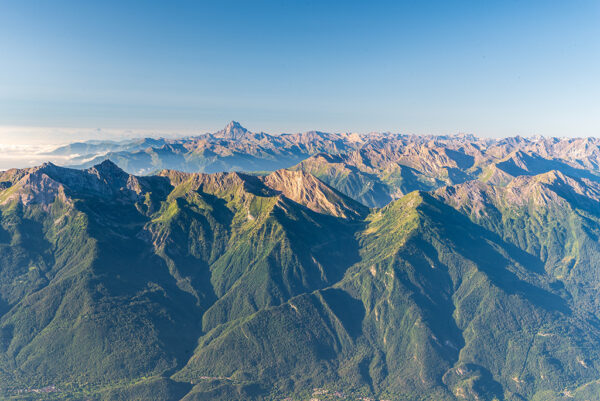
[2,124,600,400]
[46,122,600,208]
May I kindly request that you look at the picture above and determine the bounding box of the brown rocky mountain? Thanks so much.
[5,130,600,400]
[48,124,600,204]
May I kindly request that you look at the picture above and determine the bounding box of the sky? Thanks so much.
[0,0,599,145]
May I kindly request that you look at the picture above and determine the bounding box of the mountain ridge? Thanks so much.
[4,132,600,400]
[36,123,600,204]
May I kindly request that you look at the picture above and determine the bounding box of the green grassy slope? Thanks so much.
[175,192,600,401]
[1,162,600,400]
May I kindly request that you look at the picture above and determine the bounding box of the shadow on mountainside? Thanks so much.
[419,194,571,315]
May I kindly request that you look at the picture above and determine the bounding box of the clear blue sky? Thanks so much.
[0,0,599,139]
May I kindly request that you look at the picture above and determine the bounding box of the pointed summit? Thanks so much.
[225,120,244,130]
[96,158,120,168]
[214,120,251,140]
[86,159,131,188]
[40,161,57,168]
[91,159,127,176]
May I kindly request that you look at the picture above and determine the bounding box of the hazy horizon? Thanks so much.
[1,119,599,170]
[1,120,599,148]
[1,1,599,141]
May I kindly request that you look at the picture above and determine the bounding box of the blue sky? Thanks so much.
[0,0,599,141]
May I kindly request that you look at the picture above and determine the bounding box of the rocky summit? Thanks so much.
[3,127,600,400]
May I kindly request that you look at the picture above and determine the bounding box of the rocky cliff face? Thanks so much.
[46,123,600,203]
[4,130,600,400]
[263,169,369,219]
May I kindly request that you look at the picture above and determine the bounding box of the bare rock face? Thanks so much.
[436,168,600,216]
[263,169,368,219]
[0,160,172,209]
[6,136,600,400]
[42,123,600,207]
[16,170,64,207]
[0,163,66,207]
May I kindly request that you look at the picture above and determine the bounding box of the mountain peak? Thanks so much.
[214,120,251,140]
[40,161,57,168]
[263,169,368,219]
[536,169,569,184]
[90,159,127,176]
[226,120,244,130]
[223,120,247,133]
[96,158,120,168]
